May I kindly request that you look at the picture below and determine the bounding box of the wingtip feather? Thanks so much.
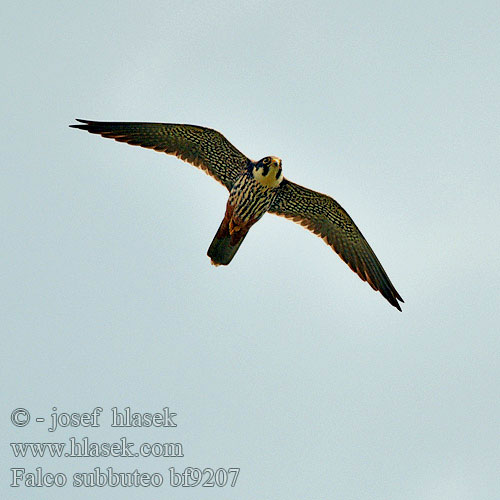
[69,118,91,129]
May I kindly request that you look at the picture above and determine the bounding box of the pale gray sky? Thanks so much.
[2,1,499,499]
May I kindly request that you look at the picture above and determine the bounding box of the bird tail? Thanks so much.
[207,218,248,266]
[207,202,256,266]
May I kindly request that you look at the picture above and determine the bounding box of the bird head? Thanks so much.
[253,156,283,188]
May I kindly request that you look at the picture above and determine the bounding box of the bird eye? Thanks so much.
[263,157,270,165]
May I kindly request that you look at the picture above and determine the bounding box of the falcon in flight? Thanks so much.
[70,119,404,310]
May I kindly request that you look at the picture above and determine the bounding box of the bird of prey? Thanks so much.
[70,119,404,310]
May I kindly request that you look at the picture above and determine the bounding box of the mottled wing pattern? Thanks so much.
[269,180,404,310]
[70,120,249,190]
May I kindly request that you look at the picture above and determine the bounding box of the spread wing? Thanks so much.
[70,120,249,190]
[269,179,404,310]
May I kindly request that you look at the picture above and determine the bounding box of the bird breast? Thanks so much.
[228,173,277,223]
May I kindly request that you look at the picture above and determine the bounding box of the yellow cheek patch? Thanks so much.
[253,162,283,188]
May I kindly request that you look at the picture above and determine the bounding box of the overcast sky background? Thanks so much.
[2,1,499,499]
